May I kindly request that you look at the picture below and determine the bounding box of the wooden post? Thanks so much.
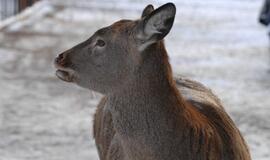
[19,0,39,12]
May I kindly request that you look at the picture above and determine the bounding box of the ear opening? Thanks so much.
[141,4,154,18]
[137,3,176,50]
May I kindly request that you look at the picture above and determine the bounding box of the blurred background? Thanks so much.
[0,0,269,160]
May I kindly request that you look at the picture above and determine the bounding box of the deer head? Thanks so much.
[54,3,176,94]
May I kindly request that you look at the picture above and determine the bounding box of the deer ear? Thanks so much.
[137,3,176,50]
[141,4,154,18]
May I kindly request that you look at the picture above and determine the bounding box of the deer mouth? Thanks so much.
[56,69,75,82]
[55,63,75,83]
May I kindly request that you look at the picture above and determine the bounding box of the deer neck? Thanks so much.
[107,42,186,117]
[106,43,187,138]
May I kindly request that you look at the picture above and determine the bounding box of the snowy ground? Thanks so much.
[0,0,269,160]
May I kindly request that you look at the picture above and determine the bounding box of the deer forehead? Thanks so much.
[108,20,138,36]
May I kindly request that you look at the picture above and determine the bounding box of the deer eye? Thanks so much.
[95,39,105,47]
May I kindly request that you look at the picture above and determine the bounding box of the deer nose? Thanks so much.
[55,52,68,66]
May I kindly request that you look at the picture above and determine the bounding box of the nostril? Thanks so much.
[58,53,64,59]
[55,52,69,67]
[55,57,60,64]
[55,56,61,64]
[56,53,65,63]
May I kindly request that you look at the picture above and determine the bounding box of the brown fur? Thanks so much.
[93,41,251,160]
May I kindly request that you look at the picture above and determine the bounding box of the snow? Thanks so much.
[0,0,269,160]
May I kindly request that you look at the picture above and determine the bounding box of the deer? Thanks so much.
[54,3,251,160]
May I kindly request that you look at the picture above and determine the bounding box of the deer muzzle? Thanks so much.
[54,53,75,82]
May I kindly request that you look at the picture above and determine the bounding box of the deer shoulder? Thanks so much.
[93,76,250,160]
